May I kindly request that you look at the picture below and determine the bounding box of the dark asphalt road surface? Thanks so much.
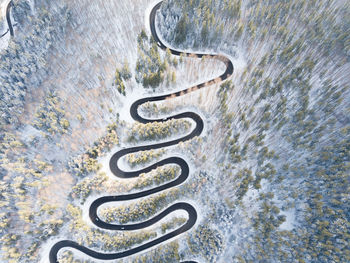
[49,1,233,262]
[6,0,13,36]
[1,1,14,38]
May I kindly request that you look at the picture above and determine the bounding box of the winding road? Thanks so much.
[0,0,14,38]
[49,1,233,262]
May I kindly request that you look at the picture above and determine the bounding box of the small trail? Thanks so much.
[1,0,14,38]
[49,1,233,262]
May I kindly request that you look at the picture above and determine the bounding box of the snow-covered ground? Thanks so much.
[280,208,296,231]
[10,0,350,262]
[37,0,223,261]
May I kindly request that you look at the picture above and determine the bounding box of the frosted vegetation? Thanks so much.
[135,29,179,89]
[126,149,166,168]
[0,0,349,262]
[33,92,70,136]
[113,61,132,96]
[0,0,69,130]
[127,118,192,142]
[157,0,350,262]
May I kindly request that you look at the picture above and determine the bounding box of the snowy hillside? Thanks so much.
[0,0,349,262]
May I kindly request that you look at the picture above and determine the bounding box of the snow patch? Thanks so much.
[280,208,296,231]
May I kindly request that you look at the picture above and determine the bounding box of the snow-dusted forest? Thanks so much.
[0,0,349,262]
[157,0,350,262]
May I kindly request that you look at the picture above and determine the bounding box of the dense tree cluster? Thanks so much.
[100,188,179,224]
[135,30,165,88]
[135,30,178,89]
[66,204,157,253]
[128,118,191,142]
[129,241,182,263]
[126,149,165,168]
[60,241,183,263]
[187,224,224,262]
[161,217,187,234]
[33,92,70,135]
[71,172,107,203]
[0,2,69,133]
[159,0,350,61]
[133,165,179,190]
[113,61,132,95]
[0,7,72,259]
[0,132,65,262]
[59,251,94,263]
[159,0,350,261]
[139,101,171,118]
[0,112,121,261]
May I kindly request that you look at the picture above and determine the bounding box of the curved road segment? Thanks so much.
[49,1,233,262]
[0,0,13,38]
